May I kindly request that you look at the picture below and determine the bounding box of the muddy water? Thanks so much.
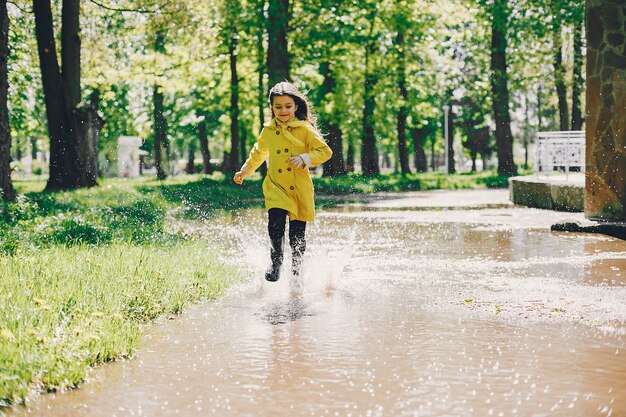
[9,190,626,417]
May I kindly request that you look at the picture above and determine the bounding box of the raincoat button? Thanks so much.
[290,186,294,190]
[276,131,280,135]
[285,148,289,153]
[278,169,282,173]
[287,167,291,171]
[277,150,281,154]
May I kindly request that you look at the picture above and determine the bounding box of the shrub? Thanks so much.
[35,214,112,246]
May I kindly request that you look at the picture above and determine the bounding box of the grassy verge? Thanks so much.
[1,175,249,407]
[0,243,236,406]
[1,170,512,406]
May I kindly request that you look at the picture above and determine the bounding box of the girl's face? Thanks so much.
[272,95,298,122]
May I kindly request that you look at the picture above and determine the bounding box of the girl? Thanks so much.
[233,82,333,282]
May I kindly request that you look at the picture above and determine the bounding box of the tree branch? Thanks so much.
[87,0,172,14]
[7,1,32,13]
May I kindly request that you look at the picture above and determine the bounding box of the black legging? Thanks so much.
[268,208,306,256]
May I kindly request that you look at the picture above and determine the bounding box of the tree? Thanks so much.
[267,0,290,86]
[34,0,101,190]
[570,5,584,130]
[395,15,410,175]
[225,1,241,173]
[360,10,380,177]
[319,61,346,176]
[0,0,15,201]
[196,111,213,174]
[152,30,168,180]
[489,0,516,175]
[552,21,569,131]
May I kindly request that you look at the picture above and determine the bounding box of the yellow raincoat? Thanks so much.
[241,118,333,222]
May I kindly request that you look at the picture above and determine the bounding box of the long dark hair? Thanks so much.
[268,82,319,131]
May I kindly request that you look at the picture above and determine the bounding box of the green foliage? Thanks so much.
[34,214,113,246]
[312,171,511,195]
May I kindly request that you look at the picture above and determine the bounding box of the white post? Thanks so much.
[443,105,450,174]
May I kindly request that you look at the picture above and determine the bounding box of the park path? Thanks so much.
[9,189,626,417]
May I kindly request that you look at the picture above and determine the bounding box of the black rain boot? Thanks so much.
[265,236,284,282]
[290,236,306,279]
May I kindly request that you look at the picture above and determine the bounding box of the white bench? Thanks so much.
[535,131,585,179]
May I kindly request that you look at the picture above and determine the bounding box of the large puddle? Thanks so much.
[8,190,626,416]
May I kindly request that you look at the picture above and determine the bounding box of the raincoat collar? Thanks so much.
[266,117,307,146]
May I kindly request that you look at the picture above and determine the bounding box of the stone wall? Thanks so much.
[585,0,626,221]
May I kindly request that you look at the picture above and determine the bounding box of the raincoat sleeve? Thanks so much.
[240,129,269,175]
[303,126,333,167]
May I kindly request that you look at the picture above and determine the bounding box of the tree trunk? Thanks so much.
[0,0,15,201]
[537,85,543,130]
[430,137,436,171]
[31,137,37,160]
[34,0,90,191]
[256,0,267,176]
[411,127,427,173]
[61,0,80,107]
[186,139,196,174]
[396,31,410,175]
[361,41,379,177]
[490,0,516,176]
[152,84,168,180]
[197,114,213,174]
[447,108,456,174]
[75,90,103,184]
[553,26,569,131]
[267,0,289,86]
[346,135,354,173]
[571,17,584,130]
[319,61,345,176]
[228,24,240,173]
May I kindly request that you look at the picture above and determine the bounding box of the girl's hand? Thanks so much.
[233,171,245,185]
[287,156,306,169]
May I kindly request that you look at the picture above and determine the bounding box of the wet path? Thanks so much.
[9,190,626,417]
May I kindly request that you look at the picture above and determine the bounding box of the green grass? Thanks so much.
[312,170,513,195]
[1,169,513,406]
[0,242,239,406]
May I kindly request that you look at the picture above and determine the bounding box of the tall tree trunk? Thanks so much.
[152,30,167,180]
[571,17,584,130]
[61,0,80,107]
[536,85,543,130]
[240,122,247,165]
[430,137,436,171]
[197,113,213,174]
[0,0,15,201]
[319,61,345,176]
[396,31,410,175]
[256,0,267,176]
[553,26,569,131]
[228,24,240,173]
[76,90,103,184]
[34,0,89,191]
[346,135,354,172]
[266,0,289,86]
[411,126,427,173]
[256,0,266,129]
[31,137,37,160]
[446,107,456,174]
[490,0,516,176]
[153,84,168,180]
[361,40,379,177]
[186,139,196,174]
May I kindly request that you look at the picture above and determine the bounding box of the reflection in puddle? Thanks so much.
[255,297,314,325]
[7,190,626,417]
